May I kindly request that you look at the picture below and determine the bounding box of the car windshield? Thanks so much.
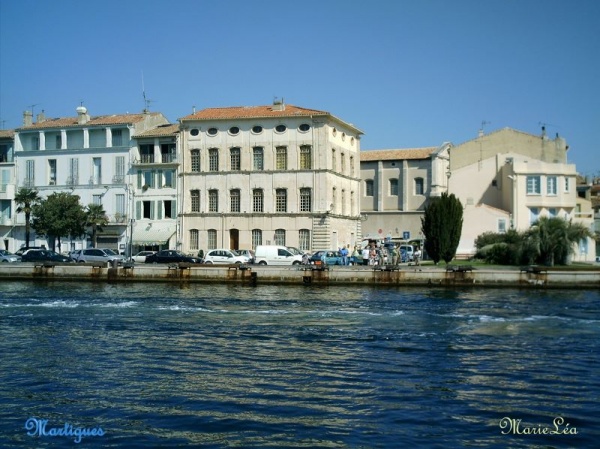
[103,249,117,255]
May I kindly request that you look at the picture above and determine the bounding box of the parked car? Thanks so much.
[203,249,249,264]
[71,248,125,265]
[309,250,344,265]
[15,246,45,256]
[254,245,303,265]
[21,249,74,263]
[132,251,156,263]
[145,250,201,264]
[0,249,21,263]
[234,249,255,264]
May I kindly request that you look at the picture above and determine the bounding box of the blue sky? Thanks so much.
[1,0,598,175]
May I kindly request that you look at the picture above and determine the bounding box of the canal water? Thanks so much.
[0,282,598,448]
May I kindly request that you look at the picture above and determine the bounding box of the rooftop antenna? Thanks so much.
[28,103,39,118]
[141,71,154,112]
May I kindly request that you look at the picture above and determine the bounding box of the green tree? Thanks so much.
[85,203,109,248]
[421,192,463,264]
[15,187,41,247]
[31,192,87,252]
[526,216,592,266]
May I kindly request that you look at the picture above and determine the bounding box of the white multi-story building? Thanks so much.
[178,101,363,253]
[0,130,16,250]
[12,107,169,252]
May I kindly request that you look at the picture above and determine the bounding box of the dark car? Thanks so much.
[145,250,201,264]
[21,249,74,263]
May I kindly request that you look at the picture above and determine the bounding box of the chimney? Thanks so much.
[478,128,484,137]
[36,110,46,123]
[272,97,285,111]
[76,106,89,124]
[23,111,33,127]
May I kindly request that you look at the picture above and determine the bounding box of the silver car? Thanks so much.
[0,249,21,263]
[72,248,125,265]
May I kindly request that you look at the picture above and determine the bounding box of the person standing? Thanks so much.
[362,247,370,266]
[340,246,348,266]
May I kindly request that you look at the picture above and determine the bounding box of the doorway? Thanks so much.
[229,229,239,250]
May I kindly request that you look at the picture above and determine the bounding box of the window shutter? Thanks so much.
[171,200,177,218]
[136,201,141,220]
[150,201,155,220]
[156,201,163,220]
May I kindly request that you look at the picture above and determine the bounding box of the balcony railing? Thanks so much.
[161,154,177,163]
[66,176,79,186]
[23,179,35,188]
[112,213,128,223]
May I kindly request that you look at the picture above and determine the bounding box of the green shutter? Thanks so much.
[136,201,141,220]
[157,201,163,220]
[171,200,177,218]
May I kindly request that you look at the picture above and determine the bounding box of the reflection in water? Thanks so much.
[0,282,598,448]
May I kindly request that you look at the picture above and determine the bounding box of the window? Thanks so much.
[274,229,286,246]
[564,177,570,193]
[92,158,102,185]
[300,188,312,212]
[48,159,57,185]
[140,144,154,163]
[549,207,557,217]
[332,188,336,213]
[207,128,218,136]
[365,180,374,197]
[341,189,346,215]
[253,189,264,212]
[208,189,218,212]
[25,160,35,187]
[207,229,217,249]
[115,156,125,183]
[547,176,557,195]
[230,147,241,171]
[230,189,240,213]
[191,190,200,212]
[138,170,155,189]
[498,218,507,234]
[190,128,199,137]
[276,146,287,170]
[229,126,239,135]
[253,147,264,170]
[116,194,126,218]
[112,129,123,146]
[341,153,345,174]
[300,145,312,169]
[275,124,286,133]
[276,189,287,212]
[56,135,62,150]
[163,200,176,219]
[252,229,262,249]
[68,158,78,186]
[190,229,199,250]
[92,194,102,206]
[389,179,399,196]
[299,229,310,251]
[252,125,263,134]
[142,200,153,219]
[350,156,354,175]
[161,143,176,163]
[191,149,200,172]
[530,207,539,225]
[526,176,541,195]
[414,178,424,195]
[209,149,219,171]
[299,123,310,132]
[332,149,336,171]
[161,169,175,188]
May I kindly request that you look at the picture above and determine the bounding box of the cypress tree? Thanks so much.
[421,192,463,264]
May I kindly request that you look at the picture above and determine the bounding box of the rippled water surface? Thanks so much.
[1,282,598,448]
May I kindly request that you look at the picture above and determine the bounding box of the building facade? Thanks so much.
[178,101,363,254]
[11,107,169,253]
[0,130,16,250]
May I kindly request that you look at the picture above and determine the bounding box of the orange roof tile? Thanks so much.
[0,129,15,139]
[179,104,329,121]
[17,112,163,130]
[360,148,437,161]
[134,124,180,138]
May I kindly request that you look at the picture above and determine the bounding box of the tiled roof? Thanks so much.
[179,104,329,121]
[17,112,162,130]
[0,129,15,139]
[360,147,437,161]
[134,124,179,138]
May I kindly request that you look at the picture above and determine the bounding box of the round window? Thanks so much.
[229,126,240,135]
[342,132,346,141]
[207,127,218,136]
[299,123,310,132]
[252,125,263,134]
[275,124,287,133]
[332,127,337,136]
[190,128,199,136]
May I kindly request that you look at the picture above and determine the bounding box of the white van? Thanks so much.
[254,245,303,265]
[399,245,414,261]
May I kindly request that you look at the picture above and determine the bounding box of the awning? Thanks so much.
[133,223,176,246]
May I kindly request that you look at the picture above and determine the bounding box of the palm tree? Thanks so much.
[527,216,592,266]
[85,204,109,248]
[15,187,41,247]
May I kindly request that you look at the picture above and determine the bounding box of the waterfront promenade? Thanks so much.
[1,262,599,288]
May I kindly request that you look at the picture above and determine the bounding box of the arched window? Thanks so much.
[189,229,199,250]
[274,229,286,246]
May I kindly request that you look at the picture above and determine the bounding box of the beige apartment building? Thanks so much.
[178,101,363,254]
